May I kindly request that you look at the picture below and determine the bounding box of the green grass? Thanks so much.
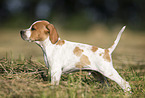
[0,55,144,98]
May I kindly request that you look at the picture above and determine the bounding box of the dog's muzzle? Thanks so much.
[20,30,27,40]
[20,30,33,42]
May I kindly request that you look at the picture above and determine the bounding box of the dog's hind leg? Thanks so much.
[99,64,131,92]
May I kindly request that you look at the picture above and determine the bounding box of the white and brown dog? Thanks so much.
[20,20,131,92]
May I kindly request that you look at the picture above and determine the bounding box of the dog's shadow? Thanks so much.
[39,70,109,86]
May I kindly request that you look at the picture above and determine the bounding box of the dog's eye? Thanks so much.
[31,27,36,31]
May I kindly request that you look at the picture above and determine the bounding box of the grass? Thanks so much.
[0,55,144,97]
[0,27,145,97]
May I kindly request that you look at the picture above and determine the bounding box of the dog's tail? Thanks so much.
[108,26,126,54]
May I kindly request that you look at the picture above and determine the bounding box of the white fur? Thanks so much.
[23,28,32,42]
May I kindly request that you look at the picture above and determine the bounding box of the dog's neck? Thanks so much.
[35,37,52,48]
[34,37,60,57]
[35,37,60,48]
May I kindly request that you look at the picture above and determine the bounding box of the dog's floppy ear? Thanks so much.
[46,24,59,44]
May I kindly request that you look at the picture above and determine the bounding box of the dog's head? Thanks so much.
[20,20,59,44]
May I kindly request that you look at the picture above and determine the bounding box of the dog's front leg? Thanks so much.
[50,68,62,85]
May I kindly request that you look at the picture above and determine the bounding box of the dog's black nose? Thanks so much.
[20,30,25,35]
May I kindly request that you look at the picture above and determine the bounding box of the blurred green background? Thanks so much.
[0,0,145,60]
[0,0,145,30]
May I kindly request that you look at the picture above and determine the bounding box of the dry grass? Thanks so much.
[0,26,145,97]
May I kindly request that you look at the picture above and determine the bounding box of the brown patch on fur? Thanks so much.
[30,21,49,41]
[103,49,111,62]
[80,55,91,65]
[75,62,84,68]
[75,55,91,68]
[91,46,98,52]
[73,47,84,56]
[56,40,65,46]
[47,23,59,44]
[30,21,59,44]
